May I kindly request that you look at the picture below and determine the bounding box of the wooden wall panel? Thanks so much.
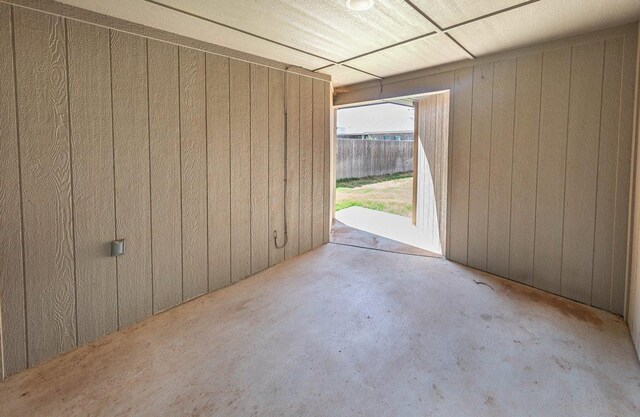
[229,60,252,282]
[561,41,604,303]
[206,54,231,291]
[324,82,331,244]
[0,3,330,377]
[285,74,300,259]
[448,67,473,264]
[592,38,623,310]
[487,59,516,278]
[467,63,494,271]
[250,64,269,273]
[269,69,286,265]
[415,93,449,254]
[299,77,314,253]
[312,79,325,248]
[179,47,208,300]
[509,53,542,285]
[416,103,433,247]
[148,40,182,313]
[0,3,26,377]
[110,31,152,327]
[67,20,118,343]
[436,93,449,251]
[13,8,76,366]
[533,47,571,294]
[612,32,638,316]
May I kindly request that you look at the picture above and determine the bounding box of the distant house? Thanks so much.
[337,129,414,141]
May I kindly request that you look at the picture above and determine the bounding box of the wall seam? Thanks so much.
[311,80,315,246]
[178,47,184,299]
[590,41,607,305]
[532,52,544,288]
[63,18,79,348]
[298,76,301,253]
[108,30,119,329]
[466,68,474,265]
[227,58,231,285]
[10,4,29,369]
[486,63,495,270]
[560,47,575,296]
[507,59,518,279]
[145,38,154,312]
[249,64,253,278]
[610,35,628,311]
[204,52,210,292]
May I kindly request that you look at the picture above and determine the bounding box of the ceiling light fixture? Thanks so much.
[346,0,374,12]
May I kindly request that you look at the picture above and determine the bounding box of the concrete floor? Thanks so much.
[1,244,639,416]
[336,206,440,254]
[331,219,440,257]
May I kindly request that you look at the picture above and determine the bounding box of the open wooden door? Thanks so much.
[413,92,450,255]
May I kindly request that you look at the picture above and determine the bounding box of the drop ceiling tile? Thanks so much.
[319,65,378,87]
[346,34,470,78]
[56,0,333,69]
[152,0,437,62]
[410,0,525,29]
[447,0,640,57]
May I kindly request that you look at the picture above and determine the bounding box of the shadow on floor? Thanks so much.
[331,218,440,258]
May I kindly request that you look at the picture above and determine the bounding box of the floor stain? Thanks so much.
[495,280,604,326]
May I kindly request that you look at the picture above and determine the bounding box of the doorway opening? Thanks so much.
[331,91,450,258]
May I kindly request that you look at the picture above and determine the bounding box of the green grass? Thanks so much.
[335,199,386,212]
[335,173,414,217]
[336,171,413,189]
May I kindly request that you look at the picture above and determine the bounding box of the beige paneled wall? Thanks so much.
[336,23,638,317]
[0,4,330,379]
[447,33,636,315]
[628,22,640,362]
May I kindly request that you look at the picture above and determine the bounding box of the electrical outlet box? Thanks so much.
[111,239,125,257]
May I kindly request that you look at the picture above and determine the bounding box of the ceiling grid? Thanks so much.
[53,0,640,86]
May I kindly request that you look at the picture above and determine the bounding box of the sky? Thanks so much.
[337,103,414,134]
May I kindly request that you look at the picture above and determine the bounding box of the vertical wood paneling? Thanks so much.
[467,63,493,271]
[561,41,604,303]
[206,54,231,291]
[448,67,473,264]
[179,47,208,300]
[148,40,181,312]
[0,3,27,376]
[592,38,623,310]
[509,53,542,285]
[487,59,516,277]
[229,60,251,282]
[250,64,269,273]
[299,77,313,253]
[611,32,638,315]
[110,31,152,327]
[14,8,76,365]
[437,93,449,251]
[285,74,300,259]
[533,47,571,294]
[2,5,333,375]
[312,79,325,248]
[324,82,331,244]
[269,69,286,264]
[67,20,118,343]
[415,93,449,254]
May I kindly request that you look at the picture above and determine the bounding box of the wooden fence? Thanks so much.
[336,139,413,180]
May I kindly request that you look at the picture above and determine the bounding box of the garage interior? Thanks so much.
[1,0,640,416]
